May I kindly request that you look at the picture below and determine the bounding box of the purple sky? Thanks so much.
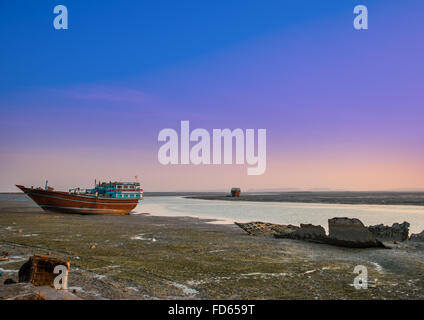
[1,1,423,191]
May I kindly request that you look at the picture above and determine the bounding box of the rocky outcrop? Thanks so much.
[235,217,386,248]
[274,224,326,243]
[327,218,385,248]
[410,230,424,242]
[367,222,410,242]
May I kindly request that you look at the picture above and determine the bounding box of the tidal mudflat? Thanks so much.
[186,191,424,206]
[0,194,423,300]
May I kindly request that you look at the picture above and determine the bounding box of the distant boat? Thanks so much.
[16,181,143,215]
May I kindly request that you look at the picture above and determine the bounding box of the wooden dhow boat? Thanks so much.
[16,180,143,215]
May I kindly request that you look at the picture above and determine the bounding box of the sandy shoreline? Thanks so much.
[1,194,423,300]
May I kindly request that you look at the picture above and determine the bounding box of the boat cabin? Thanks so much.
[86,181,142,199]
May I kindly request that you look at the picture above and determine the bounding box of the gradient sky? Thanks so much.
[1,0,423,192]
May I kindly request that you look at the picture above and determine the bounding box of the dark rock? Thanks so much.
[410,230,424,242]
[18,260,32,282]
[4,278,17,285]
[235,217,386,249]
[368,222,410,242]
[0,251,9,262]
[327,217,385,248]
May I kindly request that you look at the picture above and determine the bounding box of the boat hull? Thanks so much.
[16,185,139,215]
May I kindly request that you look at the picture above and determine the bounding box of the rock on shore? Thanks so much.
[326,218,385,248]
[410,230,424,242]
[367,222,410,242]
[0,282,82,300]
[19,254,70,287]
[0,254,81,300]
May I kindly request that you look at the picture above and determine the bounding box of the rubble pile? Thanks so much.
[367,222,410,242]
[236,217,388,248]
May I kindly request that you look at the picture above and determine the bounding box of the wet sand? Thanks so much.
[0,194,423,300]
